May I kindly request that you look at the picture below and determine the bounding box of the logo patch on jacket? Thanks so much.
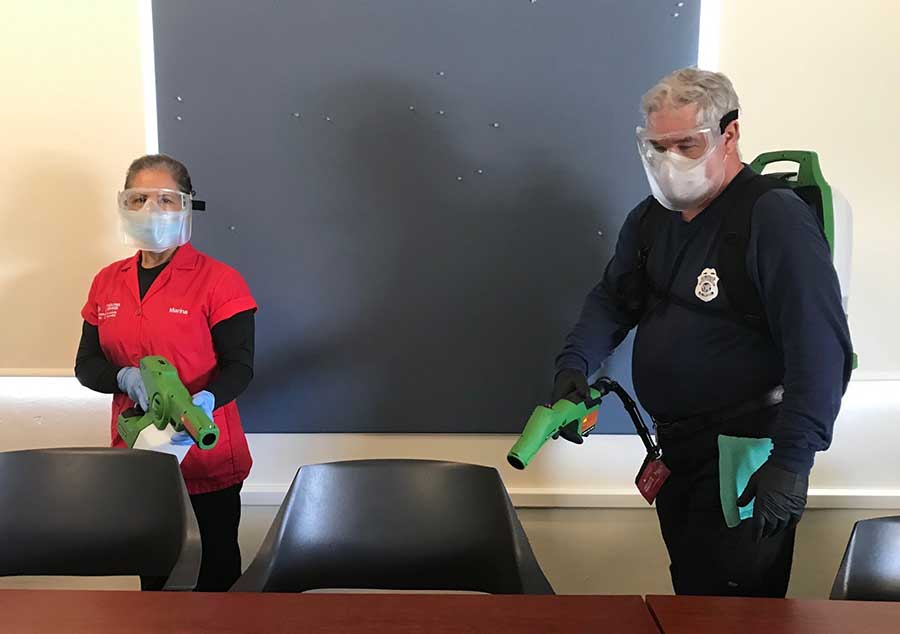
[98,302,120,321]
[695,268,719,303]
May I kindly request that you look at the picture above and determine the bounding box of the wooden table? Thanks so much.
[647,594,900,634]
[0,590,660,634]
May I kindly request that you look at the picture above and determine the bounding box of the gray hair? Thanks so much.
[641,67,740,128]
[124,154,194,195]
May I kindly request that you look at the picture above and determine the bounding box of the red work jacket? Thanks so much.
[82,243,256,494]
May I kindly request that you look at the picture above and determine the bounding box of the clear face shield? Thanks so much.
[636,109,738,211]
[117,188,194,252]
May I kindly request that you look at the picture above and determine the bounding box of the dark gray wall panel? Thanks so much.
[153,1,700,432]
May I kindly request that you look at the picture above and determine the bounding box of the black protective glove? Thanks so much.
[736,460,809,542]
[551,369,590,444]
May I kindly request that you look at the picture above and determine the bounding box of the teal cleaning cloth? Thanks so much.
[718,435,774,528]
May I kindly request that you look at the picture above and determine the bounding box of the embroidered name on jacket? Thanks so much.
[98,302,120,321]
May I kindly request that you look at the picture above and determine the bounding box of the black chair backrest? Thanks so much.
[0,448,200,590]
[232,459,553,594]
[831,516,900,601]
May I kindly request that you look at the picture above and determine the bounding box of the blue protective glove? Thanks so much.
[192,390,215,421]
[170,392,215,447]
[117,367,148,411]
[170,431,195,446]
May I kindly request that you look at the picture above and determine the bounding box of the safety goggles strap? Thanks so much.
[719,109,739,133]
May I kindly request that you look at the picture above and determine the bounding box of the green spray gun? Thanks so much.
[117,356,219,451]
[507,377,659,470]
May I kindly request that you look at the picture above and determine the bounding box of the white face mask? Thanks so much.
[118,206,192,252]
[641,146,727,212]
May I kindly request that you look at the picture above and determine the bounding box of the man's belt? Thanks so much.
[653,385,784,436]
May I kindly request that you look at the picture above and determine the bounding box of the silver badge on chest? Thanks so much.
[695,268,719,302]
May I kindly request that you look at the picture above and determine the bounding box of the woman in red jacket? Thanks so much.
[75,154,256,591]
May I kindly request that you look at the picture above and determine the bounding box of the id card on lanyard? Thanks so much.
[636,450,670,504]
[592,378,670,504]
[631,409,669,504]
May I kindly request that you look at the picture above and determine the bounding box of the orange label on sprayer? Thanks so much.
[580,410,598,434]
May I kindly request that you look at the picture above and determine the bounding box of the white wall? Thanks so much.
[0,378,898,597]
[2,378,898,507]
[718,0,900,380]
[0,0,141,372]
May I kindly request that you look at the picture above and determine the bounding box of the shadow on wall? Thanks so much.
[0,154,113,371]
[245,75,613,434]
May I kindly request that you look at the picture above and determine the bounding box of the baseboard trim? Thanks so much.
[241,483,900,510]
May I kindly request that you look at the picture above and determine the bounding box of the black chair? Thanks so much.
[0,448,200,590]
[830,515,900,601]
[231,459,553,593]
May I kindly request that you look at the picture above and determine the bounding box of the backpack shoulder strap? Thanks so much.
[718,173,791,332]
[613,197,658,322]
[638,197,667,261]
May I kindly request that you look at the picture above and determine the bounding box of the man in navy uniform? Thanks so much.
[554,67,852,597]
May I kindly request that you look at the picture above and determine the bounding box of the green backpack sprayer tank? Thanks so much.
[750,150,855,368]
